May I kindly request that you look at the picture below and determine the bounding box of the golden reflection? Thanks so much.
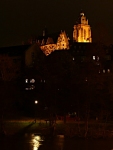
[56,135,64,150]
[31,135,44,150]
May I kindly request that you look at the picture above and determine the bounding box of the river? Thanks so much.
[1,134,113,150]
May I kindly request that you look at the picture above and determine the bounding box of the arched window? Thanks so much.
[88,29,90,38]
[81,28,83,37]
[84,29,86,39]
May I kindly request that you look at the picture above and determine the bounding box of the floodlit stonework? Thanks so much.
[28,11,92,56]
[40,31,69,56]
[73,12,92,43]
[40,44,56,56]
[56,31,70,50]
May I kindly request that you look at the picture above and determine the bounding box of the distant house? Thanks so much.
[0,45,30,81]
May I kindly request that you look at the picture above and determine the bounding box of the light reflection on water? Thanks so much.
[1,134,113,150]
[29,134,65,150]
[30,134,44,150]
[55,135,64,150]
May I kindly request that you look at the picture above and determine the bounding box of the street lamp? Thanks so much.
[35,100,38,104]
[34,100,38,123]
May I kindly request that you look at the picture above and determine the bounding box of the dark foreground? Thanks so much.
[1,133,113,150]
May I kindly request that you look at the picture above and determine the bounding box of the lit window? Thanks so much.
[93,56,95,60]
[30,79,35,83]
[96,62,100,65]
[85,77,88,82]
[25,79,28,83]
[108,69,110,73]
[73,57,75,61]
[99,70,100,73]
[97,56,99,61]
[44,80,46,83]
[74,112,76,115]
[25,88,29,90]
[103,69,105,73]
[31,85,35,90]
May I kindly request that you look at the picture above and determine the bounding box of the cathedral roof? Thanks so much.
[37,32,60,44]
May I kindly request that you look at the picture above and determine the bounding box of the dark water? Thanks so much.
[1,134,113,150]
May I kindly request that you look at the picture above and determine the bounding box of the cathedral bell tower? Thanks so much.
[73,12,92,43]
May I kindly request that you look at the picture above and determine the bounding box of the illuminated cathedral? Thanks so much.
[29,12,92,56]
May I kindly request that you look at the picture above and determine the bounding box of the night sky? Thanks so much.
[0,0,113,47]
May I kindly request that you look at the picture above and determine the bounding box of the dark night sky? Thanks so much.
[0,0,113,47]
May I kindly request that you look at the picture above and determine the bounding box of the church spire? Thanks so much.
[43,26,48,36]
[80,9,84,16]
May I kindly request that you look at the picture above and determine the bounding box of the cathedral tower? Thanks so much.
[73,12,92,43]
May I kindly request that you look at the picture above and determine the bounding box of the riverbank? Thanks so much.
[1,119,113,138]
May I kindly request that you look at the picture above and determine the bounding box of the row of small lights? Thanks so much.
[85,69,110,82]
[25,79,46,90]
[25,79,35,83]
[93,56,99,61]
[72,56,99,61]
[102,69,110,73]
[25,79,46,83]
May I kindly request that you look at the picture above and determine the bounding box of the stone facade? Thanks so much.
[73,12,92,43]
[40,44,56,56]
[40,31,69,56]
[56,31,70,50]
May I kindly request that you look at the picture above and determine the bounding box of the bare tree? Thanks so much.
[0,55,21,81]
[0,54,21,134]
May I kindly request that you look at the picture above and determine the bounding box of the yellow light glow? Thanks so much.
[35,100,38,104]
[31,135,43,150]
[73,13,92,43]
[80,13,84,16]
[108,69,110,73]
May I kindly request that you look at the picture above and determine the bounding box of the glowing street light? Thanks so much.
[34,100,38,123]
[35,100,38,104]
